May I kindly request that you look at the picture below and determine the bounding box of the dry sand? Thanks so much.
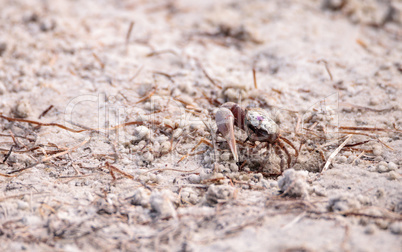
[0,0,401,251]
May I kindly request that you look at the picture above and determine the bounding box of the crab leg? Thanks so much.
[215,107,238,162]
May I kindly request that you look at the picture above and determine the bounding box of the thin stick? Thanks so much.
[140,166,200,176]
[2,145,14,163]
[8,136,91,174]
[279,136,299,158]
[352,151,365,165]
[321,134,352,172]
[0,172,16,177]
[0,113,86,133]
[252,68,257,89]
[153,71,175,83]
[318,59,333,81]
[9,130,24,148]
[340,103,395,113]
[146,49,178,57]
[135,87,157,104]
[38,105,54,119]
[340,126,401,133]
[295,114,301,134]
[92,52,105,69]
[105,162,134,179]
[339,131,393,150]
[125,21,135,44]
[129,65,144,82]
[201,66,222,89]
[281,212,305,229]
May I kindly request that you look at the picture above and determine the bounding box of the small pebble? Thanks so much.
[261,179,270,188]
[322,0,346,10]
[137,140,146,149]
[190,121,205,131]
[40,18,56,32]
[17,200,29,210]
[150,190,177,219]
[160,141,171,154]
[178,82,193,94]
[163,118,174,129]
[269,181,278,188]
[153,142,161,153]
[205,184,234,206]
[133,126,150,140]
[155,174,162,184]
[220,152,231,161]
[148,173,157,183]
[278,169,310,198]
[389,222,402,235]
[221,166,231,173]
[229,162,238,172]
[0,81,6,95]
[0,42,6,56]
[14,100,32,118]
[203,155,212,164]
[188,174,201,184]
[375,219,389,230]
[375,188,385,198]
[388,162,398,171]
[376,161,388,173]
[337,156,347,163]
[215,164,226,172]
[373,145,383,156]
[173,128,183,139]
[143,152,154,162]
[357,195,371,206]
[387,171,399,180]
[364,224,376,235]
[369,97,381,106]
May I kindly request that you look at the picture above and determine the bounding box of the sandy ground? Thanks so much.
[0,0,401,251]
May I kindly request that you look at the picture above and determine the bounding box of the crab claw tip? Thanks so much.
[215,108,238,162]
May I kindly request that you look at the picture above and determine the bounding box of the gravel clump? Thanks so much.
[278,169,310,198]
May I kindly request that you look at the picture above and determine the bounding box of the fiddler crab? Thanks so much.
[215,102,298,170]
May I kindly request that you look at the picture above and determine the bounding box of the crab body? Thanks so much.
[215,102,298,170]
[245,108,279,143]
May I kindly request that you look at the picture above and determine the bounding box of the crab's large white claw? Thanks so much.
[215,107,238,162]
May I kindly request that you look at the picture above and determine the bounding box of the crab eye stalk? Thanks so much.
[215,107,238,162]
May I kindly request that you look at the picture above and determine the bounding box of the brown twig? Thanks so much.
[38,105,54,119]
[340,103,395,113]
[129,65,144,82]
[322,134,352,172]
[351,151,365,165]
[0,113,86,133]
[252,68,257,89]
[92,52,105,69]
[317,59,333,81]
[153,71,175,83]
[340,126,401,133]
[135,87,157,104]
[125,21,135,44]
[200,66,222,89]
[8,136,91,174]
[146,49,178,57]
[105,162,134,179]
[2,145,14,163]
[339,131,393,150]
